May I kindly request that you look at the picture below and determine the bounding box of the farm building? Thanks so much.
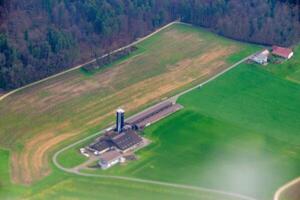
[127,101,183,129]
[87,129,143,155]
[87,139,112,155]
[88,102,182,155]
[110,130,143,152]
[98,150,125,169]
[86,102,183,169]
[87,109,144,155]
[250,49,269,65]
[272,46,294,59]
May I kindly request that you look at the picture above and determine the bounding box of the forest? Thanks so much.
[0,0,299,90]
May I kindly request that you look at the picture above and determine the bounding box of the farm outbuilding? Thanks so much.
[86,103,182,170]
[127,101,183,129]
[272,46,294,59]
[87,139,112,155]
[98,150,125,169]
[110,130,143,152]
[251,49,270,65]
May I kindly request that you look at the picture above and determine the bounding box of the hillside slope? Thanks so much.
[0,0,299,90]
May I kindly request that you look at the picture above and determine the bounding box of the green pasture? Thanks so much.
[0,149,245,200]
[85,61,300,200]
[267,45,300,83]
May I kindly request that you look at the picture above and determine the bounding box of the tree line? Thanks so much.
[0,0,299,90]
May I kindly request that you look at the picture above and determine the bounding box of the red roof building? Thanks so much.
[272,46,294,59]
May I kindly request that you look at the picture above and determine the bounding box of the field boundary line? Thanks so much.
[0,20,182,102]
[78,172,257,200]
[169,55,253,103]
[273,177,300,200]
[52,52,260,200]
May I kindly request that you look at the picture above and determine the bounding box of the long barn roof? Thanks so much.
[111,131,142,150]
[272,46,293,58]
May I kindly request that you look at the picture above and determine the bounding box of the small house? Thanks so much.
[98,150,125,169]
[272,46,294,59]
[251,49,270,65]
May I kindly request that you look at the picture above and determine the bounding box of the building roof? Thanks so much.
[255,54,268,61]
[127,102,182,129]
[89,139,112,152]
[111,131,142,150]
[252,51,268,62]
[99,150,122,163]
[127,101,173,125]
[261,49,270,56]
[272,46,293,58]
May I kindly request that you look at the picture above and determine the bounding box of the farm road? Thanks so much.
[273,177,300,200]
[0,20,182,102]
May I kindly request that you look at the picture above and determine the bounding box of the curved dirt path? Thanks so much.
[274,177,300,200]
[52,54,258,200]
[53,133,257,200]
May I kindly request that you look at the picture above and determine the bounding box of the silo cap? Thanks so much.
[116,108,125,113]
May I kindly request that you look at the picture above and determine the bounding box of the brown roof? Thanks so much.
[111,131,142,150]
[99,150,122,163]
[89,139,112,152]
[272,46,293,58]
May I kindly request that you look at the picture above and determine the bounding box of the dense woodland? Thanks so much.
[0,0,299,90]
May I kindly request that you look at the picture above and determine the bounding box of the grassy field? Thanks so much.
[83,59,300,200]
[0,149,248,200]
[0,23,261,199]
[267,45,300,83]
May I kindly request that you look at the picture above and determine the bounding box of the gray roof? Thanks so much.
[99,150,122,163]
[127,101,173,125]
[127,102,182,128]
[111,131,142,150]
[251,50,269,62]
[254,53,268,61]
[89,139,112,152]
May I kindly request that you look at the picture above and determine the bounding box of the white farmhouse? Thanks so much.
[251,49,270,65]
[98,150,125,169]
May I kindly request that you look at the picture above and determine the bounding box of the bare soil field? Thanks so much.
[11,129,76,184]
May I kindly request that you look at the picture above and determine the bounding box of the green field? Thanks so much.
[82,55,300,200]
[267,45,300,84]
[0,149,248,200]
[0,23,262,199]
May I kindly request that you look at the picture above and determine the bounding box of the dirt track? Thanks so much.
[0,20,181,103]
[274,177,300,200]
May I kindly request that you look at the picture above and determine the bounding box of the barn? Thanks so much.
[110,130,143,152]
[272,46,294,59]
